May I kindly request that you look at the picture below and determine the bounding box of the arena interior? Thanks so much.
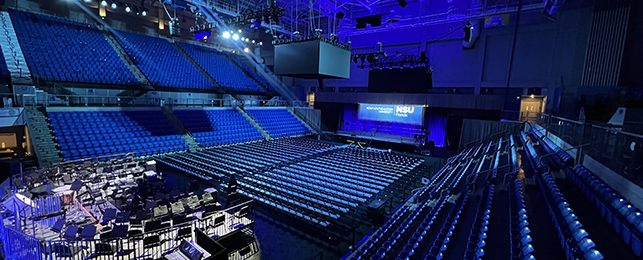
[0,0,642,259]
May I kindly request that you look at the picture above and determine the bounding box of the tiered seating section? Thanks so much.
[114,30,213,90]
[246,109,311,138]
[49,110,187,160]
[9,10,138,85]
[0,53,9,83]
[569,165,643,256]
[173,109,263,147]
[239,147,423,226]
[159,138,336,181]
[228,55,274,91]
[177,42,265,93]
[464,184,495,259]
[510,179,536,260]
[531,127,574,167]
[536,172,602,259]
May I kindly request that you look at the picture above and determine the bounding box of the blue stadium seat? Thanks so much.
[112,30,214,90]
[9,9,138,85]
[246,108,311,138]
[176,42,267,93]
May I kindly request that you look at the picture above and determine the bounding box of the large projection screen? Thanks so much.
[358,103,425,125]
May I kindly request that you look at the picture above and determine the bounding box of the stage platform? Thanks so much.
[336,131,420,146]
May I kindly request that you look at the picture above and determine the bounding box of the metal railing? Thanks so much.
[0,196,255,260]
[531,114,643,189]
[4,92,312,109]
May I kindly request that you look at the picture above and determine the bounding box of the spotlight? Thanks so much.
[125,6,131,13]
[84,0,91,3]
[222,31,231,38]
[244,47,250,53]
[241,37,245,41]
[245,38,249,42]
[142,10,147,16]
[111,2,117,8]
[260,42,263,45]
[100,0,107,6]
[232,34,239,40]
[238,29,242,33]
[252,40,255,43]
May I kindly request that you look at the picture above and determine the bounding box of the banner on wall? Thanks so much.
[358,103,425,125]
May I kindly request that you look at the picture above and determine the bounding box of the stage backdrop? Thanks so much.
[342,104,447,147]
[358,103,425,124]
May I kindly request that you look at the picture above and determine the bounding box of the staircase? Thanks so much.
[100,28,154,90]
[225,54,272,93]
[288,107,319,134]
[236,106,271,139]
[0,11,32,84]
[24,106,62,166]
[170,42,223,90]
[171,42,246,105]
[161,106,200,152]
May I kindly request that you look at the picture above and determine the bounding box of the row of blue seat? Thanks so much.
[524,141,544,172]
[531,127,574,167]
[177,42,266,93]
[50,110,187,160]
[536,172,603,260]
[174,109,263,147]
[246,109,311,138]
[408,190,470,260]
[349,147,467,259]
[156,157,214,181]
[510,179,536,260]
[463,184,494,260]
[568,165,643,256]
[371,195,450,260]
[10,9,138,85]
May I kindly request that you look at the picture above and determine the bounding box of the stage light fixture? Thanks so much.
[101,0,107,6]
[84,0,91,3]
[222,31,231,38]
[232,34,239,40]
[244,47,250,53]
[142,10,147,16]
[252,40,255,43]
[238,29,242,33]
[111,1,117,9]
[125,6,131,13]
[241,37,245,41]
[245,38,249,42]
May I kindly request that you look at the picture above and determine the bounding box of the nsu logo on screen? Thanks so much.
[394,106,415,117]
